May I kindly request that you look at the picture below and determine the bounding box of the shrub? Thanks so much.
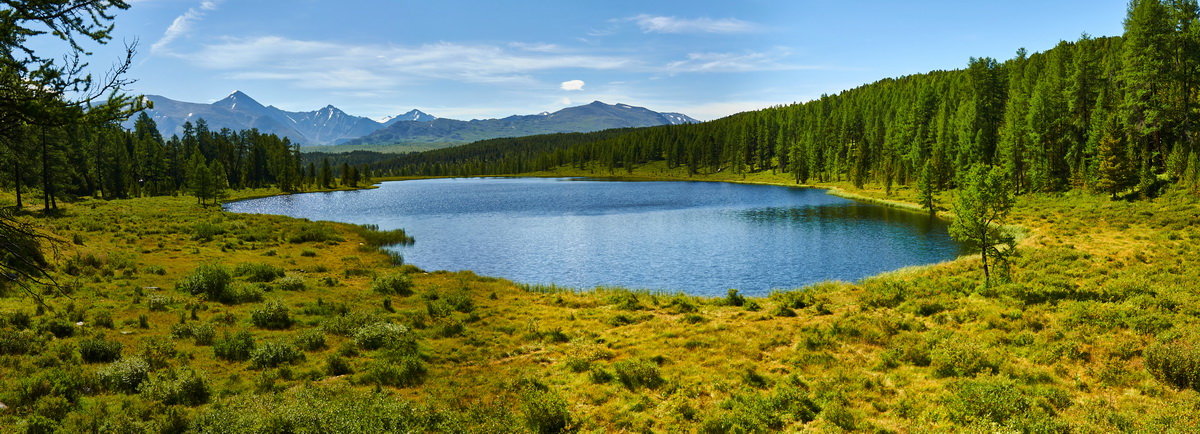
[234,263,285,283]
[931,340,997,377]
[78,335,123,363]
[250,341,306,369]
[326,355,354,376]
[274,275,307,292]
[1146,337,1200,391]
[147,295,172,311]
[352,224,414,247]
[521,387,571,434]
[192,323,216,346]
[39,318,75,338]
[613,359,664,389]
[192,222,226,241]
[287,223,341,243]
[371,273,413,296]
[321,312,378,336]
[92,310,114,328]
[140,367,210,406]
[700,387,821,432]
[173,322,216,345]
[945,377,1031,426]
[294,329,327,351]
[177,264,232,302]
[0,329,39,355]
[138,336,178,370]
[358,352,425,387]
[98,357,150,393]
[250,300,293,329]
[724,289,746,307]
[354,322,412,351]
[214,330,256,361]
[225,283,265,304]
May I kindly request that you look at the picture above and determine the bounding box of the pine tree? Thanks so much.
[917,160,937,215]
[1095,132,1133,198]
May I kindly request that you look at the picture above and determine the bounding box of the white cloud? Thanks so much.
[629,15,760,34]
[178,37,634,90]
[151,0,223,54]
[560,79,585,91]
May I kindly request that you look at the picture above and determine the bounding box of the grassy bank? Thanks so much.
[2,171,1200,432]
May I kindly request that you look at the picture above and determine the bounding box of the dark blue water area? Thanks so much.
[225,177,964,296]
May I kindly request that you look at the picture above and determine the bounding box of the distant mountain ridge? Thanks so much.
[130,91,432,146]
[130,92,698,149]
[340,101,698,148]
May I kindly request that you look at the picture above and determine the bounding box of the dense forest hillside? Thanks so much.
[371,0,1200,201]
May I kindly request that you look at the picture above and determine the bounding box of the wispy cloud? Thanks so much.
[663,49,821,74]
[177,36,635,90]
[151,0,222,54]
[629,14,761,34]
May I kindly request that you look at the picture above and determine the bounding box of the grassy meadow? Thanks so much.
[3,170,1200,432]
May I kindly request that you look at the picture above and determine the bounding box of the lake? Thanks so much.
[225,177,963,296]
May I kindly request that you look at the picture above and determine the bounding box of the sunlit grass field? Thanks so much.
[3,170,1200,432]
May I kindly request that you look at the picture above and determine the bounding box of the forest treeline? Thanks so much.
[368,0,1200,199]
[2,114,312,208]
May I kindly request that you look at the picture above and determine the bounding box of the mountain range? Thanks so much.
[130,92,697,149]
[339,101,697,148]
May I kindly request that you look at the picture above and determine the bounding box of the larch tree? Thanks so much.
[950,164,1016,285]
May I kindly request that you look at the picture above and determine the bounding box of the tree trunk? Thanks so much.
[980,244,990,286]
[13,159,22,209]
[41,127,50,213]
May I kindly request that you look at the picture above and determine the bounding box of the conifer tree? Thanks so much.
[950,165,1015,285]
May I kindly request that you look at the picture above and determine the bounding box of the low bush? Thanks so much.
[147,295,172,311]
[250,340,306,369]
[234,263,285,283]
[945,376,1031,426]
[287,223,342,243]
[326,355,354,376]
[78,335,123,363]
[1146,336,1200,391]
[724,289,746,307]
[520,387,571,434]
[250,300,293,329]
[931,340,997,377]
[274,275,307,292]
[354,322,411,351]
[613,359,664,390]
[371,273,413,296]
[293,329,327,351]
[213,330,256,361]
[357,351,425,387]
[98,357,150,393]
[39,317,76,338]
[192,222,226,241]
[352,224,414,247]
[140,367,210,406]
[0,329,38,355]
[177,264,232,302]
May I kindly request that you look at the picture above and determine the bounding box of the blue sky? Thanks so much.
[71,0,1129,120]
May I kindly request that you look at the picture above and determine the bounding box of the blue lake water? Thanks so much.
[225,177,963,296]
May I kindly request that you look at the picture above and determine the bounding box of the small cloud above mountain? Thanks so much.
[560,80,585,91]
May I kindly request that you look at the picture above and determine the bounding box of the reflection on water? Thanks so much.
[226,178,964,296]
